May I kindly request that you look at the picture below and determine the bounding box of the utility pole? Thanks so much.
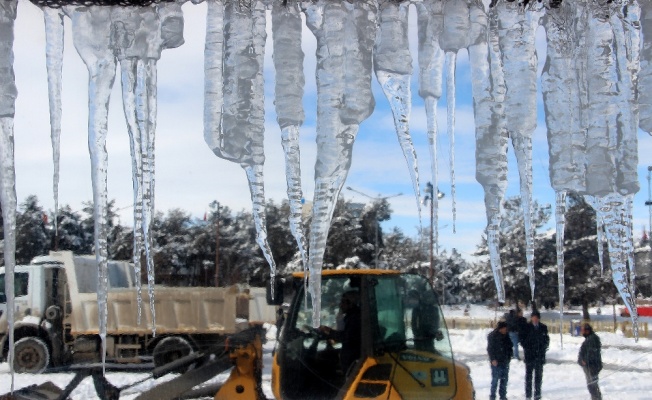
[210,201,221,287]
[346,187,402,269]
[423,183,445,297]
[646,166,652,240]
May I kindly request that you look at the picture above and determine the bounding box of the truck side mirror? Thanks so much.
[266,277,284,306]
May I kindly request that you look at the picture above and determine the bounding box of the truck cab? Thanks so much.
[271,270,474,400]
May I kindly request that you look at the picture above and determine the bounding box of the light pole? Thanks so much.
[423,183,445,298]
[346,186,402,268]
[210,201,221,287]
[647,166,652,240]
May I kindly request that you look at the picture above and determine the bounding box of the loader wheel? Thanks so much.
[152,336,194,372]
[14,337,50,373]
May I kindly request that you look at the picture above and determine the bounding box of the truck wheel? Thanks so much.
[152,336,194,371]
[14,337,50,373]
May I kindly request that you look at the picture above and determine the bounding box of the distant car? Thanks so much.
[621,306,652,317]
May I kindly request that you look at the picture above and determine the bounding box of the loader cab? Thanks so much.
[272,270,473,400]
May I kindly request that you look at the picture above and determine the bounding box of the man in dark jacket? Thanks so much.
[320,290,362,374]
[487,321,513,400]
[519,310,549,399]
[578,323,602,400]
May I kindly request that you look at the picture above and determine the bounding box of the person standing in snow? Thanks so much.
[487,321,513,400]
[505,307,526,360]
[519,310,549,400]
[578,323,603,400]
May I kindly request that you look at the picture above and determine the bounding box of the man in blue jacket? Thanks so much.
[519,310,549,400]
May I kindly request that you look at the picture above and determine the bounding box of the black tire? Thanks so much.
[152,336,194,371]
[14,337,50,374]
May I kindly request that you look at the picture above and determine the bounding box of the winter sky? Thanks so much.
[9,0,652,260]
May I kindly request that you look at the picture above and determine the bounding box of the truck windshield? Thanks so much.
[0,272,29,303]
[371,274,453,359]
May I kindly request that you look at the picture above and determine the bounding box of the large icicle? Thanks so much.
[445,52,456,232]
[111,3,185,332]
[416,0,445,254]
[304,0,376,327]
[588,194,639,339]
[0,0,18,387]
[373,0,421,218]
[205,0,276,285]
[583,1,640,339]
[555,191,566,347]
[67,5,117,371]
[272,1,308,283]
[440,0,470,234]
[478,1,509,302]
[541,0,584,345]
[495,0,543,301]
[638,0,652,134]
[43,7,64,241]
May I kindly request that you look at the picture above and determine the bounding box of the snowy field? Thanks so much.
[1,322,651,399]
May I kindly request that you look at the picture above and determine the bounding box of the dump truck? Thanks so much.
[0,251,253,373]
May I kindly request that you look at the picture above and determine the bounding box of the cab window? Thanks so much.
[0,272,29,303]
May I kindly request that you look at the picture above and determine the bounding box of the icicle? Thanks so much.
[610,3,640,197]
[495,0,543,301]
[272,1,308,295]
[586,196,607,275]
[304,0,376,327]
[638,0,652,134]
[68,5,118,372]
[204,0,224,152]
[581,2,641,340]
[204,0,276,289]
[589,194,639,340]
[111,2,185,333]
[555,191,567,348]
[0,2,18,387]
[477,2,508,303]
[43,7,64,239]
[439,0,470,234]
[374,0,421,219]
[541,1,585,348]
[445,52,456,233]
[416,0,445,253]
[0,118,17,389]
[625,196,636,295]
[119,58,145,324]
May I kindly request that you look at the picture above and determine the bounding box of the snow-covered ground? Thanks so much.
[2,322,651,399]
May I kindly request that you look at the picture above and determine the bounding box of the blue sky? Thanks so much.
[10,1,652,260]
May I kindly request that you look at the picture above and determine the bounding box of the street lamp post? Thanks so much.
[646,166,652,239]
[423,183,445,299]
[346,186,402,269]
[210,201,221,287]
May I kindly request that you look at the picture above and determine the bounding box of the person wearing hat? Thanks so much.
[519,310,550,400]
[487,320,513,400]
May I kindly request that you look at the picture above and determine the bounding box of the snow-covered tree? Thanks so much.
[15,196,50,264]
[469,197,556,306]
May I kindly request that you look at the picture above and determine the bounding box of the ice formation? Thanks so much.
[416,0,445,254]
[0,0,18,386]
[2,0,650,374]
[374,0,421,218]
[271,0,308,289]
[303,0,376,327]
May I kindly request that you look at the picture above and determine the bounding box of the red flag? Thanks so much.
[203,212,207,221]
[42,213,48,224]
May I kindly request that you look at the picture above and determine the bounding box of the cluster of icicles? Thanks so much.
[0,0,649,379]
